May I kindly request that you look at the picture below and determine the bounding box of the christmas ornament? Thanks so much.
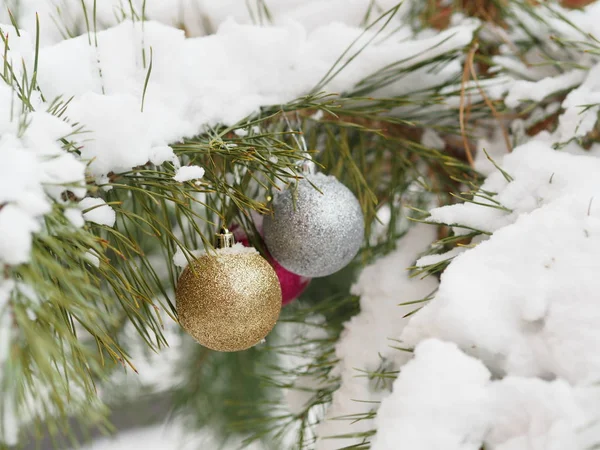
[233,225,311,305]
[263,171,364,278]
[176,228,282,352]
[276,262,311,305]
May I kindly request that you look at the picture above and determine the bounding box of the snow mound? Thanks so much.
[374,340,600,450]
[32,18,477,178]
[372,339,491,450]
[404,144,600,384]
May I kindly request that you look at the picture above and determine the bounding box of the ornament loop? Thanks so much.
[215,227,235,249]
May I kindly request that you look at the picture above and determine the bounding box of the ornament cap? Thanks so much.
[215,227,235,248]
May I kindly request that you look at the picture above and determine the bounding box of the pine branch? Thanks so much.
[7,0,593,447]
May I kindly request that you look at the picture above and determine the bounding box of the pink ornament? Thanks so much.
[271,257,311,306]
[231,225,310,305]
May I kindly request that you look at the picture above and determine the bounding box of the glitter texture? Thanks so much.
[263,173,365,278]
[176,251,282,352]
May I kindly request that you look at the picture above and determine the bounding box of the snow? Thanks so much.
[504,70,586,109]
[2,0,412,47]
[429,141,600,234]
[372,340,491,450]
[67,93,162,176]
[415,246,466,267]
[488,2,600,153]
[72,421,266,450]
[315,225,438,449]
[0,395,17,446]
[33,17,476,179]
[0,74,86,267]
[486,377,597,450]
[285,374,328,416]
[172,243,257,268]
[367,6,600,439]
[79,197,116,227]
[474,126,512,176]
[76,425,198,450]
[0,281,12,365]
[501,1,600,45]
[404,145,600,383]
[373,339,600,450]
[84,251,101,268]
[0,204,41,265]
[421,128,445,150]
[108,315,184,393]
[173,165,205,182]
[172,248,203,269]
[555,62,600,143]
[0,279,16,445]
[64,208,85,228]
[197,0,407,33]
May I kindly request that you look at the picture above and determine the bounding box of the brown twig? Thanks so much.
[467,42,513,153]
[459,43,477,167]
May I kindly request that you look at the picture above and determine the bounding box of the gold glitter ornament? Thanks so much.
[176,228,282,352]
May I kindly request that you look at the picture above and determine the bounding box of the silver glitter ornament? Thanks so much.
[263,172,364,278]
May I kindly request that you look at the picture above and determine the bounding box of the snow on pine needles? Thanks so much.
[0,1,479,444]
[391,142,600,448]
[307,3,600,450]
[339,143,600,448]
[366,3,600,449]
[4,0,600,449]
[372,339,600,450]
